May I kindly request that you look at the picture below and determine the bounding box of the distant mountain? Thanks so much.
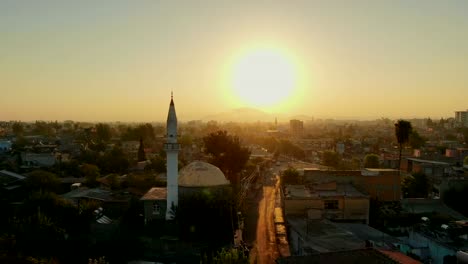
[202,107,275,122]
[201,108,314,123]
[289,114,314,121]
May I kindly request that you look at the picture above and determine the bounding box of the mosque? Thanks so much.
[141,94,231,222]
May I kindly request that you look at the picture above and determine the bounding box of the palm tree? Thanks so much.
[394,120,412,200]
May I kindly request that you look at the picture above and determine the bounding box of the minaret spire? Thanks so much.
[165,92,179,220]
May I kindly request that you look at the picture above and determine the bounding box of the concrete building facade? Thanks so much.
[282,182,369,224]
[302,168,401,202]
[455,110,468,127]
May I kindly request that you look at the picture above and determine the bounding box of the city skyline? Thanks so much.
[2,1,468,122]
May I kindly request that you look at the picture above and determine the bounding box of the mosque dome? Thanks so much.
[178,161,229,187]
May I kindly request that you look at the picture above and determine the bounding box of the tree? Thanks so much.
[176,192,235,243]
[26,170,60,193]
[81,164,100,187]
[394,120,412,200]
[364,154,380,168]
[279,139,305,160]
[121,123,155,141]
[32,121,54,137]
[409,130,426,149]
[107,174,120,190]
[282,167,300,184]
[99,146,129,174]
[401,172,429,198]
[146,156,166,173]
[203,130,251,185]
[95,123,111,142]
[322,151,340,168]
[443,184,468,217]
[12,122,24,136]
[137,138,146,162]
[426,118,434,128]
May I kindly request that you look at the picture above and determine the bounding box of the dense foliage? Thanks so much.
[363,154,380,168]
[401,172,430,198]
[203,130,251,184]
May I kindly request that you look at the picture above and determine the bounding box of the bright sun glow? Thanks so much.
[231,48,296,108]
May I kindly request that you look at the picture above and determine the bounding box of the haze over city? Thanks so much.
[4,2,468,264]
[2,0,468,122]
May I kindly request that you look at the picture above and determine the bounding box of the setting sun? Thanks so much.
[230,48,297,108]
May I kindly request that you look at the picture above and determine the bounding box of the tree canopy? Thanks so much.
[395,120,412,146]
[95,123,112,142]
[409,130,426,149]
[26,170,60,193]
[364,154,380,168]
[81,163,100,187]
[12,122,24,136]
[203,130,250,184]
[401,172,430,198]
[137,138,146,162]
[282,167,300,185]
[121,123,156,141]
[322,151,340,168]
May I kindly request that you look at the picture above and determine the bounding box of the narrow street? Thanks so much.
[250,166,280,264]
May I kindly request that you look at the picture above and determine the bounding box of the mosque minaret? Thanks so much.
[164,92,179,220]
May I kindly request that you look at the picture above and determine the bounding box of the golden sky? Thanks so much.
[1,1,468,121]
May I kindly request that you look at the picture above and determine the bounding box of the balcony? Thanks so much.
[164,143,181,151]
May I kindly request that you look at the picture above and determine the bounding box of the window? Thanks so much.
[152,202,161,215]
[324,200,339,210]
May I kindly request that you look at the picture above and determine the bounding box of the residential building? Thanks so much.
[290,119,304,137]
[277,248,420,264]
[282,182,369,223]
[401,157,455,195]
[20,152,57,168]
[455,110,468,127]
[302,168,401,202]
[141,187,167,222]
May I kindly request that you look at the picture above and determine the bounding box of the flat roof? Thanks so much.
[406,158,450,166]
[284,184,367,199]
[284,185,315,198]
[287,217,363,253]
[334,223,401,245]
[62,188,112,201]
[277,248,401,264]
[363,168,399,172]
[0,170,26,180]
[401,198,466,220]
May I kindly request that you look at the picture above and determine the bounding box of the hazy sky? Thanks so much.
[1,0,468,122]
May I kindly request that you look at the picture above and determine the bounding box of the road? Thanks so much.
[250,165,281,264]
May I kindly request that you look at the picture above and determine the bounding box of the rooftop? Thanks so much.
[334,223,402,247]
[277,248,400,264]
[140,187,167,201]
[62,188,113,202]
[401,198,466,220]
[287,217,363,253]
[378,250,421,264]
[178,161,229,187]
[284,183,367,199]
[405,158,450,166]
[0,170,26,181]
